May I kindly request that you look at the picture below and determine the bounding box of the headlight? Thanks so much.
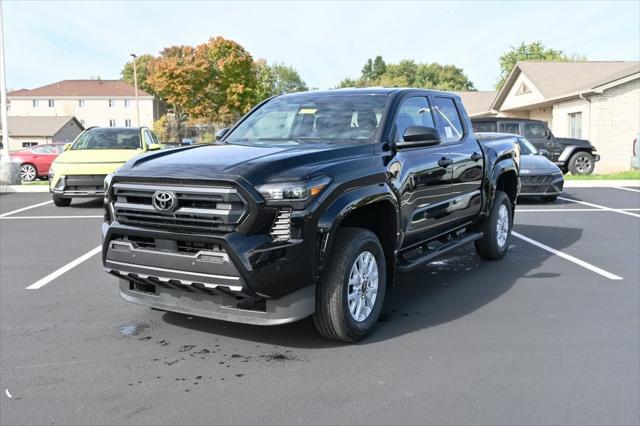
[520,169,531,174]
[256,176,331,206]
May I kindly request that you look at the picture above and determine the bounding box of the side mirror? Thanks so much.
[147,143,162,151]
[215,127,230,142]
[64,143,72,151]
[395,126,442,149]
[543,129,551,139]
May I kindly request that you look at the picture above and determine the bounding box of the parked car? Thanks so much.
[102,88,520,342]
[478,133,563,202]
[49,127,162,206]
[632,133,640,170]
[10,143,66,181]
[471,117,599,175]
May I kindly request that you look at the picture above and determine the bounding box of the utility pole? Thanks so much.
[0,1,10,160]
[130,53,140,127]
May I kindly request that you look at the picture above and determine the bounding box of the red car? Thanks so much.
[11,143,67,181]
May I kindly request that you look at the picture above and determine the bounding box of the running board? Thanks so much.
[397,232,483,273]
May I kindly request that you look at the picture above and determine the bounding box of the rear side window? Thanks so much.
[472,122,497,133]
[393,96,436,142]
[523,123,547,138]
[433,97,464,143]
[498,122,520,135]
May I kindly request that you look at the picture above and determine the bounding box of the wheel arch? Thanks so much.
[483,159,519,218]
[316,184,399,286]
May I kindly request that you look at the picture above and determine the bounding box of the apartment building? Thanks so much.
[8,79,162,129]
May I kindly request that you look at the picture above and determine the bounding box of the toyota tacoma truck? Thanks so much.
[102,88,520,342]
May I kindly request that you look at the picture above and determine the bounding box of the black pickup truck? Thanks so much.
[102,88,520,342]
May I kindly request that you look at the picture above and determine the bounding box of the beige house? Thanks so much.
[8,79,163,129]
[459,61,640,173]
[0,116,84,150]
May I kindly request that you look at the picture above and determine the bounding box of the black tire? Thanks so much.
[474,190,512,260]
[313,227,386,343]
[568,151,595,175]
[20,163,38,182]
[52,194,71,207]
[542,195,558,203]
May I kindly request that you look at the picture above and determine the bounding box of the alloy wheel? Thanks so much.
[20,164,37,181]
[347,251,379,322]
[496,204,509,248]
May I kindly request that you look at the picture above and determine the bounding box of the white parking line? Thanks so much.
[557,196,640,218]
[0,200,53,218]
[0,215,102,220]
[611,186,640,193]
[517,208,640,212]
[512,231,623,280]
[25,245,102,290]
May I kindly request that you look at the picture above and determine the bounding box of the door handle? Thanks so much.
[470,152,482,161]
[438,158,453,168]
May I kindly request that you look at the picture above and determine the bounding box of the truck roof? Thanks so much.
[278,87,462,100]
[472,117,544,123]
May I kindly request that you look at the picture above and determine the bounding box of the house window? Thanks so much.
[569,112,582,139]
[32,99,38,108]
[22,142,38,148]
[108,99,114,107]
[124,99,130,107]
[109,119,116,127]
[125,119,132,127]
[48,99,54,107]
[78,99,85,107]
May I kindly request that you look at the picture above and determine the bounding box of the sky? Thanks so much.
[2,0,639,92]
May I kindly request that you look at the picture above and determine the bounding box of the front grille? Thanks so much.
[112,182,247,234]
[65,174,106,192]
[521,185,554,194]
[521,175,554,184]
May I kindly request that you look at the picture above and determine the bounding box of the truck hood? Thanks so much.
[520,154,562,174]
[555,137,593,148]
[55,149,143,164]
[116,142,374,184]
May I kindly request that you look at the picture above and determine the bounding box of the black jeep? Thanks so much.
[471,117,599,175]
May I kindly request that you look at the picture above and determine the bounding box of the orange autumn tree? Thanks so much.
[147,37,257,128]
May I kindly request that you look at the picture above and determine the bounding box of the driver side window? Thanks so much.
[393,97,436,142]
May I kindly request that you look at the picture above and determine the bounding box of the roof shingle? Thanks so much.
[8,79,152,98]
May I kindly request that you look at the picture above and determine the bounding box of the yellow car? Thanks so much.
[49,126,162,206]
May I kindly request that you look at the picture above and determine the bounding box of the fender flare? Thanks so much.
[315,183,400,272]
[557,145,594,163]
[483,158,519,217]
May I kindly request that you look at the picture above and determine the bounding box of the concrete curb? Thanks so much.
[563,180,640,188]
[0,185,50,193]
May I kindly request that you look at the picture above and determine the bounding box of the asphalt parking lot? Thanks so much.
[1,187,639,425]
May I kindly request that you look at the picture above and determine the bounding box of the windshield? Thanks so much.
[517,138,538,155]
[71,129,141,150]
[226,94,388,145]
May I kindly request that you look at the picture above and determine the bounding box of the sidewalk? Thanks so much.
[0,185,50,193]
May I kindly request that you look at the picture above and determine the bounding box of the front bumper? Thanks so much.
[50,174,106,197]
[519,173,564,196]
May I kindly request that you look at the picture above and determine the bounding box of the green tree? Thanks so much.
[255,59,308,101]
[121,54,156,95]
[496,41,585,89]
[338,57,475,91]
[361,55,387,82]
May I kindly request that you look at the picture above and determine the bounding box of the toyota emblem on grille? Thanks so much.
[152,191,177,213]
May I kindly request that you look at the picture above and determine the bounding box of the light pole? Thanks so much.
[130,53,140,127]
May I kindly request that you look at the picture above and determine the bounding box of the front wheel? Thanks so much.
[475,190,513,260]
[53,194,71,207]
[20,164,38,182]
[569,152,595,175]
[313,227,386,343]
